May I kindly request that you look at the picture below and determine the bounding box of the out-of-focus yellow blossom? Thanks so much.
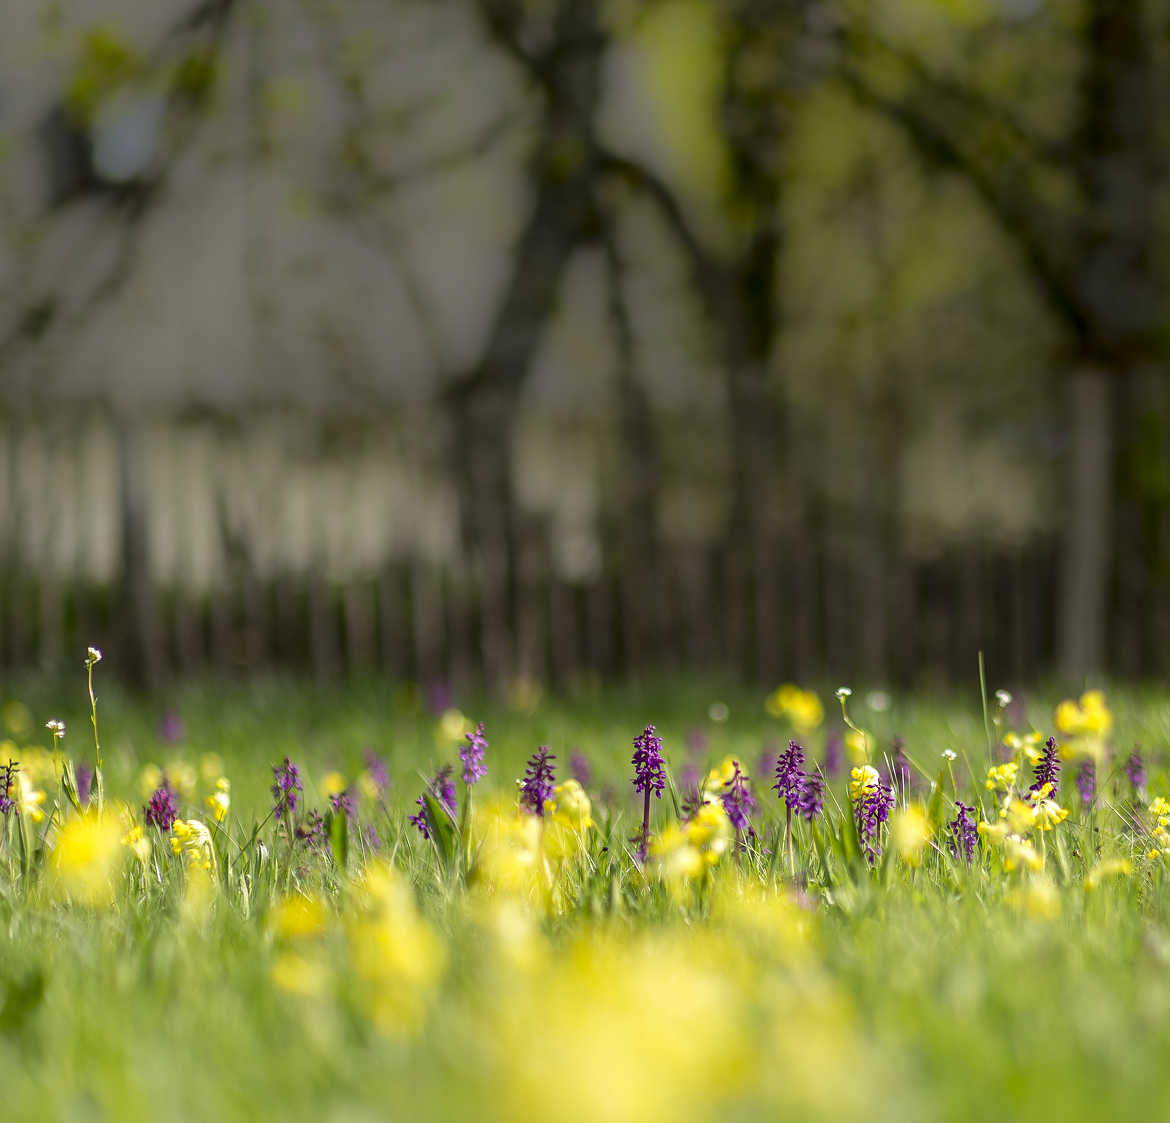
[845,729,869,764]
[357,769,381,800]
[344,863,445,1035]
[1148,796,1170,819]
[849,765,880,801]
[651,802,733,893]
[436,708,472,747]
[543,780,594,861]
[320,771,346,798]
[1003,836,1043,872]
[121,823,151,865]
[15,747,55,786]
[977,818,1010,845]
[171,818,215,871]
[1084,858,1132,890]
[270,951,332,998]
[765,684,823,733]
[138,763,163,799]
[48,813,124,907]
[891,805,932,866]
[198,753,224,783]
[1028,785,1069,832]
[165,760,197,800]
[985,763,1019,792]
[205,777,230,823]
[269,893,330,940]
[701,756,739,802]
[1055,690,1113,738]
[1009,876,1061,919]
[8,770,45,823]
[1001,797,1037,834]
[685,801,733,865]
[711,880,818,960]
[471,797,546,899]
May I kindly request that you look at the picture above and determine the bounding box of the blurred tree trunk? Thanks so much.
[841,0,1162,678]
[449,0,605,688]
[115,414,161,689]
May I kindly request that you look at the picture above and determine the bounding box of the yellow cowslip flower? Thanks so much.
[891,805,932,867]
[1003,732,1021,751]
[121,824,151,864]
[1054,690,1113,741]
[766,684,824,732]
[205,777,230,823]
[171,818,215,871]
[547,780,593,833]
[8,770,45,823]
[1149,796,1170,819]
[49,813,124,907]
[985,762,1019,792]
[1084,858,1132,891]
[320,771,346,798]
[650,824,705,890]
[1003,836,1043,872]
[684,801,733,866]
[1028,788,1069,832]
[849,765,880,801]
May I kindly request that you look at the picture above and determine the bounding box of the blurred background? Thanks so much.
[0,0,1167,691]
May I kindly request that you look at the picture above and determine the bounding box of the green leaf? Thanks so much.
[927,768,949,828]
[423,792,456,872]
[60,760,83,814]
[328,808,349,870]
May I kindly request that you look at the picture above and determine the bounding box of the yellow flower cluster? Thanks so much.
[1054,690,1113,740]
[171,818,215,871]
[985,762,1019,792]
[1003,730,1044,763]
[48,813,124,907]
[205,777,230,823]
[651,801,733,889]
[765,684,824,734]
[1147,796,1170,859]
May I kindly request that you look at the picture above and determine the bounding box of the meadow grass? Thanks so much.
[0,668,1168,1122]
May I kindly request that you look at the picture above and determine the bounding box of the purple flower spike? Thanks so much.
[569,750,592,788]
[295,809,325,848]
[1125,749,1147,794]
[461,722,489,786]
[363,749,390,793]
[144,778,179,831]
[329,789,356,819]
[1075,760,1096,806]
[409,765,458,840]
[632,725,666,799]
[773,740,806,810]
[632,724,666,860]
[520,748,556,817]
[948,801,976,863]
[823,731,844,778]
[272,758,303,816]
[157,711,185,745]
[0,760,18,816]
[855,782,894,865]
[796,770,825,822]
[76,764,94,808]
[721,760,758,836]
[1028,737,1061,799]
